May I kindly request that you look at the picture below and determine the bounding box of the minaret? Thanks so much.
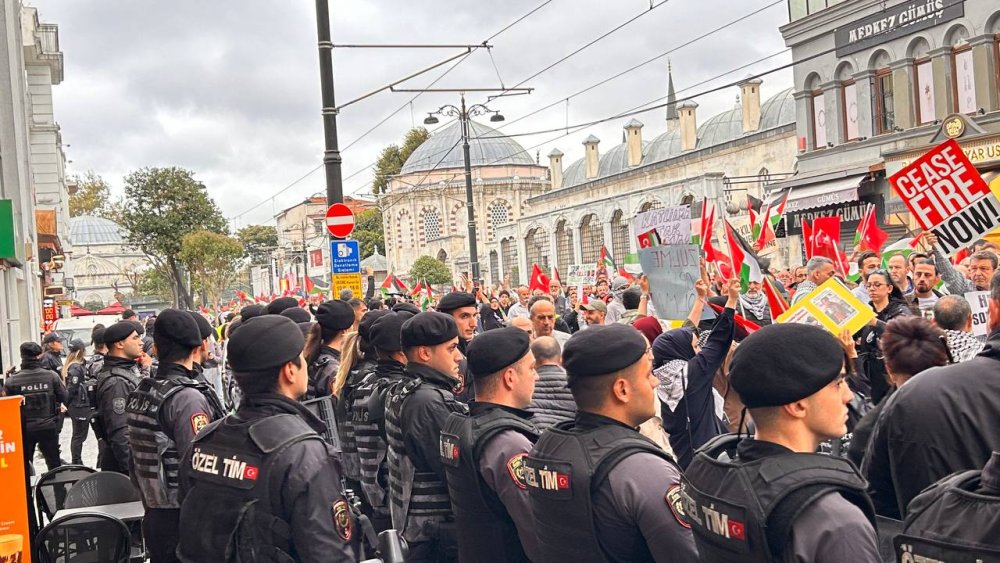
[666,60,679,133]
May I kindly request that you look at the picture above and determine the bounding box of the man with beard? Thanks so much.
[926,233,997,293]
[736,280,772,326]
[907,259,943,315]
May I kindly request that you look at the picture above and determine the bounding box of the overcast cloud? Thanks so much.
[28,0,792,228]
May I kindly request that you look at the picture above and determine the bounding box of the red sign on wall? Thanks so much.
[41,298,58,332]
[310,249,323,268]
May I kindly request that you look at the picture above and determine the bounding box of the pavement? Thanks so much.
[30,417,100,473]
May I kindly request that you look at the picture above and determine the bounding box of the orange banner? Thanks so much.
[0,396,31,563]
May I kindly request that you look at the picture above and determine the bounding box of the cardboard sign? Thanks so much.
[889,139,1000,256]
[729,215,778,257]
[0,397,31,563]
[966,291,990,340]
[633,206,691,247]
[777,278,874,336]
[639,244,700,320]
[566,264,597,286]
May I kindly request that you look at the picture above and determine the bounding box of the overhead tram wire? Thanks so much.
[496,0,785,130]
[231,0,554,221]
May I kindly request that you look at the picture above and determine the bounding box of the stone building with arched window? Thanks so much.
[68,216,152,306]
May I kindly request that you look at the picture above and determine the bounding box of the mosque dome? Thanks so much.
[69,215,126,246]
[400,119,536,175]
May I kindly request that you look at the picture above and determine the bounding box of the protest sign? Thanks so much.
[566,264,596,286]
[966,290,990,340]
[639,244,700,320]
[889,139,1000,257]
[729,215,778,256]
[633,206,691,247]
[777,278,874,335]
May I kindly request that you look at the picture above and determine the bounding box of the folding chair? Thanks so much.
[35,512,131,563]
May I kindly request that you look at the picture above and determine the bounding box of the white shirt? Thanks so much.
[507,302,530,319]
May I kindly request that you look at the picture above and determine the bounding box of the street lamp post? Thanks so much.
[424,94,508,283]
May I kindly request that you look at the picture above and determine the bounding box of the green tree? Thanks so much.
[410,255,451,286]
[69,171,125,221]
[353,208,384,258]
[178,230,245,307]
[236,224,278,265]
[117,167,228,309]
[372,127,429,195]
[132,266,174,302]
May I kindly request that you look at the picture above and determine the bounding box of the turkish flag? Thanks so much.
[727,519,746,541]
[556,473,570,489]
[243,465,259,480]
[529,263,550,293]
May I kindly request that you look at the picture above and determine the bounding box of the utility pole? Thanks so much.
[314,0,343,206]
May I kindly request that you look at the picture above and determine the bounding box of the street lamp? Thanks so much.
[421,95,506,282]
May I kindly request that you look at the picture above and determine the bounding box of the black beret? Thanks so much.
[358,309,392,341]
[437,292,477,313]
[392,302,421,315]
[228,315,305,372]
[730,324,844,409]
[92,327,106,346]
[130,320,145,337]
[103,321,138,345]
[20,342,42,358]
[240,304,266,320]
[187,311,214,340]
[280,307,311,324]
[227,319,243,336]
[401,312,459,348]
[297,321,315,336]
[370,311,414,352]
[563,324,647,379]
[467,327,530,379]
[266,297,298,315]
[315,300,355,331]
[42,332,62,344]
[153,309,203,349]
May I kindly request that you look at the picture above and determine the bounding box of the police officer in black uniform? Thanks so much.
[304,299,355,400]
[126,309,227,563]
[384,312,468,562]
[177,314,358,563]
[524,323,697,563]
[894,450,1000,559]
[440,327,541,562]
[65,338,97,465]
[3,342,67,472]
[436,292,478,403]
[40,332,64,373]
[352,310,413,533]
[683,324,880,562]
[92,321,144,473]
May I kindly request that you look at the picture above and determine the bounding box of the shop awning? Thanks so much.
[782,175,866,214]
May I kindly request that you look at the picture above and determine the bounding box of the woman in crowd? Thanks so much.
[479,296,506,331]
[62,339,90,465]
[858,269,915,404]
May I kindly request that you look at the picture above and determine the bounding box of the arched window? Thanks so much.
[805,73,827,149]
[946,26,976,114]
[836,62,859,141]
[437,249,448,263]
[487,201,510,242]
[501,237,519,285]
[579,214,601,264]
[610,210,629,261]
[396,210,412,250]
[908,37,935,125]
[525,227,550,270]
[555,219,574,269]
[421,208,441,242]
[759,167,772,191]
[489,250,500,284]
[869,50,894,135]
[449,203,463,236]
[638,199,661,213]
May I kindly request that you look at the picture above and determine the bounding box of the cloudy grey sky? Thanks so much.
[29,0,792,228]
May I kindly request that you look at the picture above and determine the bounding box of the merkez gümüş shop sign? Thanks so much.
[834,0,964,57]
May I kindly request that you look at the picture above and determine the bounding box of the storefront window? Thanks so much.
[842,81,859,141]
[812,91,827,148]
[953,47,976,114]
[915,59,936,125]
[874,70,895,134]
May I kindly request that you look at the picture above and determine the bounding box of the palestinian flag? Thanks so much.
[599,245,617,271]
[410,280,424,297]
[725,219,764,292]
[881,238,917,268]
[380,273,409,296]
[708,302,761,338]
[756,189,789,249]
[853,204,888,253]
[698,201,719,262]
[748,195,761,241]
[420,282,433,310]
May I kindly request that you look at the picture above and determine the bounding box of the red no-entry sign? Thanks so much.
[325,203,355,238]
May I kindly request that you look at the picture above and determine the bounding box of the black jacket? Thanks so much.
[862,328,1000,519]
[401,362,468,483]
[3,361,66,431]
[40,350,63,373]
[526,364,575,431]
[857,297,913,404]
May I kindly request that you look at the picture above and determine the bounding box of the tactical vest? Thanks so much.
[5,369,58,432]
[350,370,395,513]
[177,414,327,563]
[305,354,337,401]
[126,376,226,509]
[333,361,370,484]
[92,365,140,440]
[682,434,876,563]
[440,408,539,563]
[894,470,1000,562]
[384,378,455,544]
[524,420,679,563]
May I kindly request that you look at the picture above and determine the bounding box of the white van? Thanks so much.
[52,315,123,351]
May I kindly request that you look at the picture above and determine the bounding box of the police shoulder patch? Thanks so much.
[665,484,691,529]
[506,453,528,490]
[332,499,353,541]
[112,397,126,415]
[190,412,210,434]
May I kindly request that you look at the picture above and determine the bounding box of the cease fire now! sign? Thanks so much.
[889,139,1000,257]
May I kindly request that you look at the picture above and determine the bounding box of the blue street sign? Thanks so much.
[331,240,361,274]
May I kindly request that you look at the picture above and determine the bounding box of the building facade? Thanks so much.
[777,0,1000,252]
[491,71,799,282]
[68,216,151,307]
